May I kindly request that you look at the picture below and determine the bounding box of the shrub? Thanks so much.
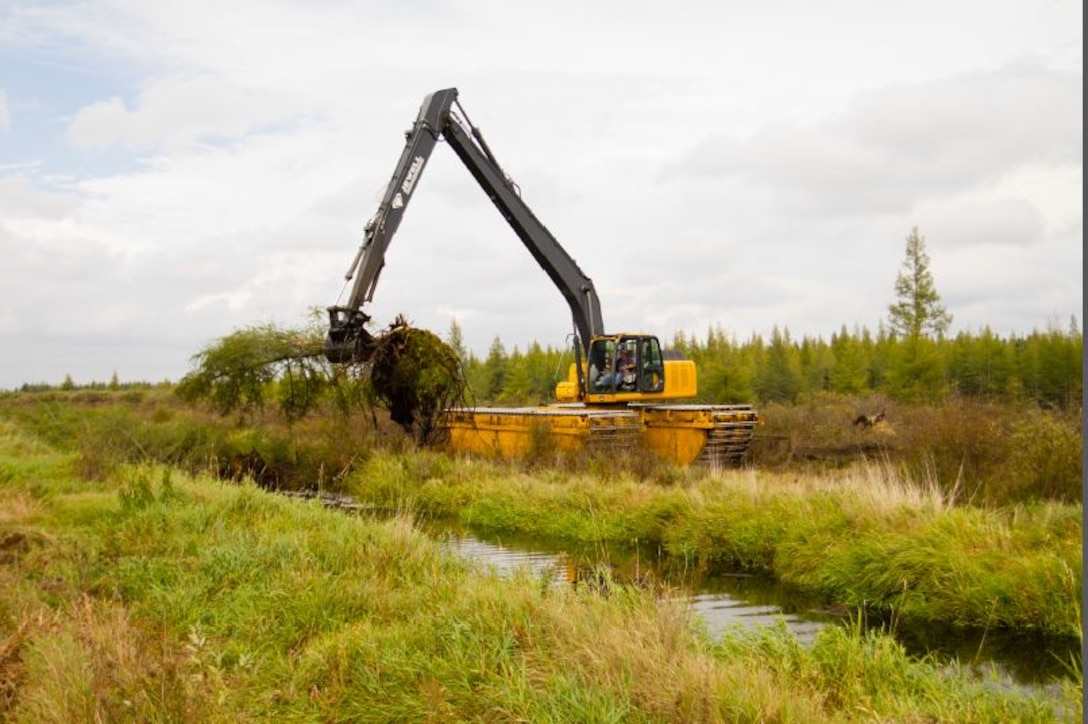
[891,399,1007,504]
[997,410,1083,505]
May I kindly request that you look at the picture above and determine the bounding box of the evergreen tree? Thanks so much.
[482,336,507,401]
[522,341,557,402]
[888,227,952,340]
[948,326,1012,398]
[686,326,758,404]
[445,318,470,366]
[756,326,800,403]
[885,334,946,401]
[798,335,835,394]
[829,325,868,394]
[1021,322,1083,407]
[498,347,523,402]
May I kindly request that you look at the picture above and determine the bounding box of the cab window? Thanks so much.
[639,337,665,392]
[587,339,617,391]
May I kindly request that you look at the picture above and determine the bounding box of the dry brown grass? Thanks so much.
[699,460,948,519]
[521,586,834,722]
[748,395,1082,506]
[0,494,42,527]
[7,594,208,723]
[0,615,29,714]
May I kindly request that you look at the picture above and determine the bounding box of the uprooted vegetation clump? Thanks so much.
[176,315,466,446]
[367,317,465,443]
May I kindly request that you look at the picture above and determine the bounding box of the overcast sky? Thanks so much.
[0,0,1081,388]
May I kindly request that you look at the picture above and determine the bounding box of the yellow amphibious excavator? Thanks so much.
[324,88,758,466]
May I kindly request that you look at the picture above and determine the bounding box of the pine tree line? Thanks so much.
[452,229,1081,408]
[449,319,1083,408]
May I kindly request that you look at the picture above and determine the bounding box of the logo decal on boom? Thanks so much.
[391,193,404,209]
[401,155,425,195]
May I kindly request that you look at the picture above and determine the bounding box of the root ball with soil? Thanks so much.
[366,316,466,444]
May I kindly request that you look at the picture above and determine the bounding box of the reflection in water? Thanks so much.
[430,521,1079,693]
[443,535,569,583]
[442,531,839,646]
[687,586,827,645]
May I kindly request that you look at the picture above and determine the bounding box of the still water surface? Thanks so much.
[426,519,1079,695]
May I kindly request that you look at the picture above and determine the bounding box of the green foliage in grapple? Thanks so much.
[176,324,328,421]
[176,317,466,446]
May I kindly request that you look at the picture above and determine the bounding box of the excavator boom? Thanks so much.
[325,89,453,363]
[326,88,603,379]
[326,87,760,466]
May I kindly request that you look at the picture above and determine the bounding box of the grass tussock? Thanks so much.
[345,451,1082,638]
[0,426,1075,721]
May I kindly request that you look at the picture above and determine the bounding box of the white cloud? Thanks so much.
[184,290,252,314]
[666,64,1082,217]
[65,74,307,151]
[0,216,130,336]
[0,0,1081,388]
[0,174,76,215]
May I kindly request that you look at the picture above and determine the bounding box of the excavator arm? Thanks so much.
[325,88,604,378]
[438,101,605,352]
[325,88,760,467]
[325,89,454,363]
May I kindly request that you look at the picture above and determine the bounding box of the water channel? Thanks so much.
[423,518,1079,697]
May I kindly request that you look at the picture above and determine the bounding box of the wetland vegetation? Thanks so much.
[0,381,1081,721]
[0,417,1080,721]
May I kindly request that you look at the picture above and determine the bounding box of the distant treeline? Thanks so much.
[456,320,1083,408]
[15,373,166,394]
[17,320,1082,410]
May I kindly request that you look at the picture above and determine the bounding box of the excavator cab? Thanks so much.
[556,334,697,404]
[586,335,664,394]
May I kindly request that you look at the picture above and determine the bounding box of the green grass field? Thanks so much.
[0,411,1081,722]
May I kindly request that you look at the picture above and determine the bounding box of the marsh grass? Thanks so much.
[6,393,1076,639]
[344,451,1083,638]
[0,426,1076,721]
[3,387,1081,508]
[0,389,389,492]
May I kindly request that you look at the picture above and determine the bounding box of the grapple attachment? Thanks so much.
[324,307,377,364]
